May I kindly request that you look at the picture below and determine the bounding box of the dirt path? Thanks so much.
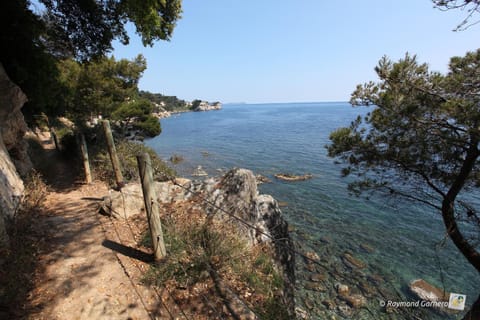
[26,133,184,320]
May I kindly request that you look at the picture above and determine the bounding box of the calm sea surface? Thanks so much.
[146,102,479,319]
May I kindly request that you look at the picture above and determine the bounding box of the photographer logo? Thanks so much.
[448,293,466,311]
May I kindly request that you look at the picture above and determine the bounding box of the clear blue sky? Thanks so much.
[112,0,480,103]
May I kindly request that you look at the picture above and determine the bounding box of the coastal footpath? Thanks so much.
[0,64,294,319]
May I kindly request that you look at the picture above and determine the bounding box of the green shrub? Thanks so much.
[91,138,175,186]
[134,115,161,137]
[142,217,247,287]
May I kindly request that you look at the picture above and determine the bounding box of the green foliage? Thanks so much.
[90,138,175,186]
[141,215,287,319]
[191,99,202,109]
[57,55,147,123]
[134,115,161,137]
[0,0,61,117]
[112,99,152,121]
[433,0,480,30]
[329,51,480,196]
[53,55,166,138]
[139,90,190,112]
[39,0,182,60]
[112,99,161,137]
[0,0,182,118]
[143,221,247,287]
[328,50,480,276]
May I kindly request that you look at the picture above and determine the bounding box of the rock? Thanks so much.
[295,307,310,320]
[342,253,366,269]
[278,201,288,207]
[255,174,271,184]
[310,273,326,282]
[103,179,193,218]
[304,263,316,272]
[0,64,29,249]
[322,300,336,310]
[305,282,326,292]
[367,274,384,284]
[0,64,32,176]
[192,165,208,176]
[193,101,222,112]
[342,294,367,308]
[337,304,353,318]
[304,298,315,310]
[304,251,320,262]
[358,280,376,297]
[335,283,350,297]
[274,173,313,182]
[359,243,375,253]
[409,279,449,302]
[318,236,331,244]
[203,168,296,317]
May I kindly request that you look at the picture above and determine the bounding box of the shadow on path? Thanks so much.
[27,134,82,192]
[102,239,154,263]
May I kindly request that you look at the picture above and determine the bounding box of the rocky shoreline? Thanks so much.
[152,101,222,120]
[103,168,296,317]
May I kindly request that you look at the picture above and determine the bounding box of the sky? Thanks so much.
[112,0,480,104]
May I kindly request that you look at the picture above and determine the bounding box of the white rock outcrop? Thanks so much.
[0,64,28,248]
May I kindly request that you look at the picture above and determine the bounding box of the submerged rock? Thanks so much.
[255,174,271,184]
[359,243,375,253]
[409,279,449,302]
[310,273,326,282]
[192,165,208,176]
[274,173,313,181]
[342,252,366,269]
[342,294,367,308]
[335,283,350,297]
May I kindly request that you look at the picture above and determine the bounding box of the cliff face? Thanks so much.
[0,64,30,248]
[0,64,32,176]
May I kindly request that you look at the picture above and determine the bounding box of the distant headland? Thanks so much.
[139,91,222,119]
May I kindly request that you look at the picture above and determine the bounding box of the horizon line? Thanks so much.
[224,100,350,105]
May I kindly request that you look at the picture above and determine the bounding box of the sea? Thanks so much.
[146,102,479,319]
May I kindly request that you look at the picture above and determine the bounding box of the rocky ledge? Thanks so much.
[103,168,295,317]
[193,101,222,112]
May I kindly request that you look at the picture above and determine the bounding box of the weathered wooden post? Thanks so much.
[102,120,124,189]
[78,133,93,184]
[50,128,59,151]
[137,153,166,261]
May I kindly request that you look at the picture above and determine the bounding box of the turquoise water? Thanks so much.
[146,102,479,319]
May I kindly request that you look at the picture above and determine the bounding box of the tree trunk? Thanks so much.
[442,142,480,273]
[463,294,480,320]
[442,143,480,319]
[442,199,480,273]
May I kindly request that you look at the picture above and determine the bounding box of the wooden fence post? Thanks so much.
[102,120,124,189]
[50,129,59,151]
[78,133,93,184]
[137,153,166,261]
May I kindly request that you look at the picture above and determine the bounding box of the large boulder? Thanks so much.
[103,178,193,219]
[0,64,29,248]
[203,168,296,317]
[409,279,449,302]
[0,63,32,176]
